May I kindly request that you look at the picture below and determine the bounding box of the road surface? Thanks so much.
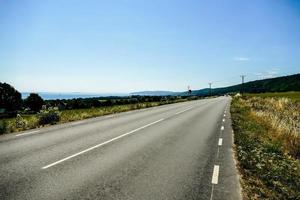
[0,97,241,200]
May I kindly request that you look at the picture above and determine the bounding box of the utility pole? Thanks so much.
[187,86,192,95]
[240,75,246,95]
[208,83,212,96]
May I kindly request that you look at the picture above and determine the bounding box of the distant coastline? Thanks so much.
[21,92,129,100]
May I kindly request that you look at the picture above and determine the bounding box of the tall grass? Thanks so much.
[245,91,300,102]
[60,102,162,122]
[0,100,186,134]
[231,96,300,199]
[242,97,300,158]
[1,115,39,133]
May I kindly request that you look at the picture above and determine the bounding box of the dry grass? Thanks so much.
[242,97,300,158]
[0,100,186,134]
[231,96,300,199]
[245,92,300,102]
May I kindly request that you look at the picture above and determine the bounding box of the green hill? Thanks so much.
[187,74,300,96]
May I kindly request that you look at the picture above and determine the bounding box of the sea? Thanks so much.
[21,92,129,100]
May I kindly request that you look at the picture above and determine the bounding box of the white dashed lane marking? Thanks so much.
[218,138,223,146]
[212,165,220,184]
[42,118,165,169]
[174,107,193,115]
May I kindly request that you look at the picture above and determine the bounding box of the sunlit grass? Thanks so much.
[244,97,299,156]
[245,91,300,101]
[0,100,186,134]
[231,96,300,199]
[59,102,162,122]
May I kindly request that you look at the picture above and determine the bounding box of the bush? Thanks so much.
[15,114,27,129]
[0,120,7,134]
[38,109,60,125]
[25,93,44,112]
[0,82,22,112]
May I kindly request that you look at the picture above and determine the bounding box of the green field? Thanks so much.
[245,91,300,101]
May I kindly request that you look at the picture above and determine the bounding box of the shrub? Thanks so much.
[0,82,22,112]
[0,120,7,134]
[15,114,27,129]
[25,93,44,112]
[38,109,60,125]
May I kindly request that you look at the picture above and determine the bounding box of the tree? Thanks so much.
[0,82,22,112]
[25,93,44,112]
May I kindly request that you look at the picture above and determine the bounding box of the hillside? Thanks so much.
[131,74,299,97]
[183,74,300,96]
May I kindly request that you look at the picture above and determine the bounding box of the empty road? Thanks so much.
[0,97,241,200]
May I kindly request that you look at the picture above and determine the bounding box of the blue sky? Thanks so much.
[0,0,299,93]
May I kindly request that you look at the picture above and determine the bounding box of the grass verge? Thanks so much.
[245,91,300,102]
[231,96,300,199]
[0,100,186,134]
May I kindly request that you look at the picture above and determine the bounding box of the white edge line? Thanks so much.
[16,130,39,137]
[212,165,220,184]
[218,138,223,146]
[42,118,165,169]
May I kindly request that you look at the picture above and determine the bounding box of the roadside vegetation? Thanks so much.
[1,100,191,134]
[231,95,300,199]
[245,91,300,102]
[1,82,199,134]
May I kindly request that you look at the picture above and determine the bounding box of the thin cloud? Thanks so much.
[234,57,250,61]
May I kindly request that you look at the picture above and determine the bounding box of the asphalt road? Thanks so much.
[0,97,242,200]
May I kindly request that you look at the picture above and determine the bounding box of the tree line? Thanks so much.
[0,82,188,118]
